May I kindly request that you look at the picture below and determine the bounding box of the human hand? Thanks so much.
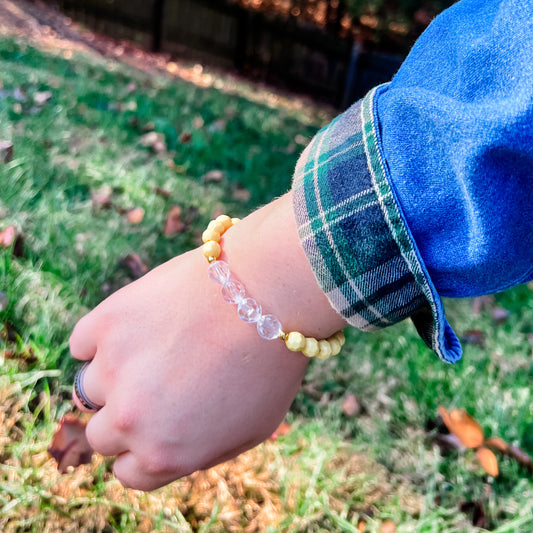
[70,193,346,490]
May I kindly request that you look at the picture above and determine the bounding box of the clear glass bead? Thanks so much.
[237,297,262,323]
[221,279,245,304]
[257,314,283,340]
[208,260,231,285]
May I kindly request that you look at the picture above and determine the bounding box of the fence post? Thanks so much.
[151,0,165,52]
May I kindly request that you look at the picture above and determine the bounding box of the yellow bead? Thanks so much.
[302,337,319,358]
[231,217,241,225]
[316,340,332,360]
[202,228,221,243]
[334,330,346,346]
[208,220,226,234]
[202,240,221,260]
[285,331,306,352]
[215,214,233,230]
[328,337,342,356]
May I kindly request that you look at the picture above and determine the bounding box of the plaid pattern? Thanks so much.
[292,87,462,363]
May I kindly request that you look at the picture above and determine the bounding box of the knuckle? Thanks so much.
[112,405,138,434]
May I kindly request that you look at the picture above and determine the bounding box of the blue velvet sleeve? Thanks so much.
[376,0,533,298]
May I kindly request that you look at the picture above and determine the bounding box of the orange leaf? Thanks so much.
[476,446,499,476]
[48,415,94,473]
[127,207,145,225]
[484,437,509,454]
[270,422,291,440]
[380,520,396,533]
[438,407,484,449]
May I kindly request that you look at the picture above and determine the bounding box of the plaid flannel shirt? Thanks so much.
[292,0,533,362]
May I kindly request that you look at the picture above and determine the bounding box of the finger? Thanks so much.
[72,360,106,411]
[85,408,129,457]
[69,312,99,360]
[113,451,181,491]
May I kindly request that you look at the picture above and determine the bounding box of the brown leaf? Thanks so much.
[341,393,360,417]
[91,185,113,209]
[153,186,172,198]
[484,436,509,454]
[438,407,485,449]
[163,206,185,236]
[508,445,533,470]
[0,140,14,163]
[48,415,94,473]
[476,446,499,476]
[0,225,16,247]
[119,253,149,278]
[462,330,485,347]
[126,207,145,225]
[202,170,224,184]
[179,131,192,144]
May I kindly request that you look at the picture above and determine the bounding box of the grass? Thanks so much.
[0,36,532,532]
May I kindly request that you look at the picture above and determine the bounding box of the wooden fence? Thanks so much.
[47,0,403,108]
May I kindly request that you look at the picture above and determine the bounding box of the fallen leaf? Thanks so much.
[91,185,113,209]
[0,225,16,247]
[484,437,509,454]
[163,206,185,236]
[33,90,53,106]
[119,253,149,278]
[140,131,166,153]
[492,307,510,324]
[179,131,192,144]
[476,446,499,476]
[0,140,14,162]
[508,445,533,470]
[341,393,360,417]
[202,169,224,183]
[357,520,366,532]
[126,207,145,225]
[438,407,485,449]
[380,520,396,533]
[0,291,8,311]
[462,330,485,347]
[48,415,94,473]
[153,186,172,198]
[459,500,489,529]
[270,422,291,440]
[233,183,252,203]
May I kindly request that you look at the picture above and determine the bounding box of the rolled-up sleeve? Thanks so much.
[292,0,533,362]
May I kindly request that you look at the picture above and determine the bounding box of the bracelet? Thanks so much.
[201,215,345,359]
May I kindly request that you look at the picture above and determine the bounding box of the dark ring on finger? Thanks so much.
[74,362,103,412]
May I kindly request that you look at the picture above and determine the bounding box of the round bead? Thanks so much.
[202,228,221,243]
[237,298,262,323]
[231,217,241,225]
[302,337,319,358]
[257,314,283,340]
[316,340,332,360]
[215,214,233,230]
[208,220,226,234]
[335,330,346,346]
[285,331,306,352]
[328,337,342,356]
[202,240,221,260]
[208,260,231,284]
[221,279,245,304]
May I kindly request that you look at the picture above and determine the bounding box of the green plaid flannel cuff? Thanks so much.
[292,86,462,363]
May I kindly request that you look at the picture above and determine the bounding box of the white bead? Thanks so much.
[208,261,231,285]
[257,314,283,340]
[238,298,262,323]
[221,279,245,304]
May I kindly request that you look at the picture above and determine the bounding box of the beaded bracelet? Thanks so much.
[201,215,345,359]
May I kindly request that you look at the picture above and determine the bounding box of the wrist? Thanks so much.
[218,192,348,340]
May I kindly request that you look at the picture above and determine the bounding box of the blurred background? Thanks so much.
[41,0,455,107]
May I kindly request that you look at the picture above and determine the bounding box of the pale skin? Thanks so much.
[70,191,348,491]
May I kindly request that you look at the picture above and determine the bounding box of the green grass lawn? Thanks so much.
[0,37,532,532]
